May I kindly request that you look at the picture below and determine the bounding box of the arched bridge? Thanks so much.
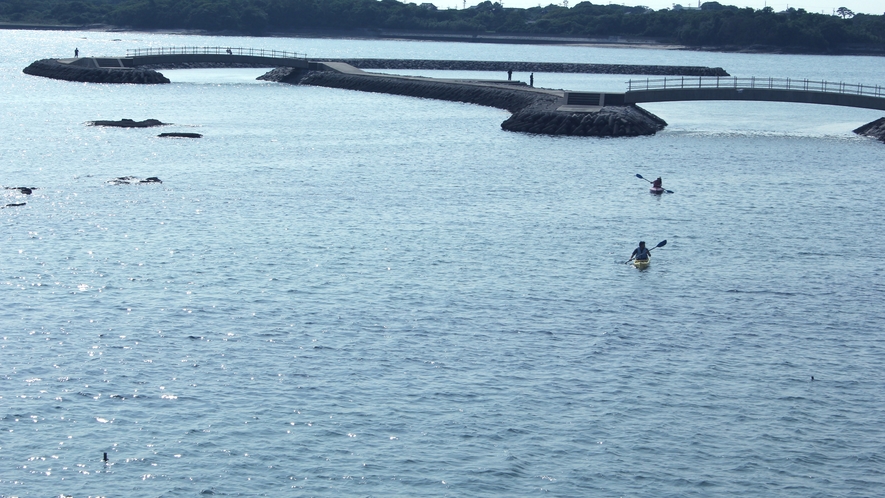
[75,46,314,69]
[564,76,885,111]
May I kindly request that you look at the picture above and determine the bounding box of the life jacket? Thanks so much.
[635,247,650,260]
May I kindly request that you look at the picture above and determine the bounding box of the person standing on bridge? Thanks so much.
[226,48,232,55]
[508,69,512,81]
[75,48,79,57]
[530,73,534,87]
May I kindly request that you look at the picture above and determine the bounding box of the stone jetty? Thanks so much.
[262,66,667,137]
[23,59,170,84]
[309,59,729,77]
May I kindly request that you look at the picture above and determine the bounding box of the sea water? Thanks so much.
[1,29,884,496]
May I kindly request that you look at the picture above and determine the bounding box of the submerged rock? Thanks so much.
[109,176,163,185]
[6,186,35,195]
[89,119,165,128]
[158,132,202,138]
[854,117,885,142]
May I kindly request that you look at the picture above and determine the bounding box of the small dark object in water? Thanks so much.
[3,202,26,208]
[158,132,202,138]
[103,452,108,462]
[109,176,162,185]
[89,118,165,128]
[6,186,35,194]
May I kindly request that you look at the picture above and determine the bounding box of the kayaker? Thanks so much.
[652,177,663,189]
[631,241,650,261]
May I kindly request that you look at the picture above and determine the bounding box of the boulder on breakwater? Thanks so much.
[23,59,170,84]
[88,119,166,128]
[268,68,667,137]
[257,67,312,84]
[854,117,885,142]
[501,105,666,137]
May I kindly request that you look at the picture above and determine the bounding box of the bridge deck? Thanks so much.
[623,87,885,111]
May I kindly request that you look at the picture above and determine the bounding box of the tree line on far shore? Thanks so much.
[1,0,883,53]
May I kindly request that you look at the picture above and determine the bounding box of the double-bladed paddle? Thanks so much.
[636,173,674,193]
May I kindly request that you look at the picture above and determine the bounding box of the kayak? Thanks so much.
[633,256,650,269]
[649,187,665,195]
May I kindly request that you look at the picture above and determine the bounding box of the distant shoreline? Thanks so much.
[2,22,884,57]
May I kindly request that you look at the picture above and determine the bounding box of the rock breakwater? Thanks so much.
[268,68,667,137]
[299,70,553,113]
[310,59,729,77]
[23,59,170,84]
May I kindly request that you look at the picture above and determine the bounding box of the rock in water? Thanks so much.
[158,132,202,138]
[854,117,885,142]
[89,119,165,128]
[109,176,163,185]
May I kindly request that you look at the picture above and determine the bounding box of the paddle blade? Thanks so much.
[656,240,667,248]
[635,174,644,179]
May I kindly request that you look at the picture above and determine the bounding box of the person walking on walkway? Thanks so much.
[75,48,79,57]
[508,69,512,80]
[530,73,534,87]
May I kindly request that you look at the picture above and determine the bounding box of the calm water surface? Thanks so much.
[1,29,884,496]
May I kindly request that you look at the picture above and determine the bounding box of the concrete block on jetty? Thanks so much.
[261,65,667,138]
[23,58,170,84]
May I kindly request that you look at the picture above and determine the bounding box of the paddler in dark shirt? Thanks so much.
[631,241,650,261]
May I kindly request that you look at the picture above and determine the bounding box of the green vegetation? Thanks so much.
[1,0,883,53]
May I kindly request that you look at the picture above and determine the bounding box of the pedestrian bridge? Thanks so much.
[79,46,315,69]
[564,76,885,111]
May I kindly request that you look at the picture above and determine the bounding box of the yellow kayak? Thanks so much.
[633,256,650,269]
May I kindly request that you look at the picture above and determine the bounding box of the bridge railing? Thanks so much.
[627,76,885,98]
[126,47,307,59]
